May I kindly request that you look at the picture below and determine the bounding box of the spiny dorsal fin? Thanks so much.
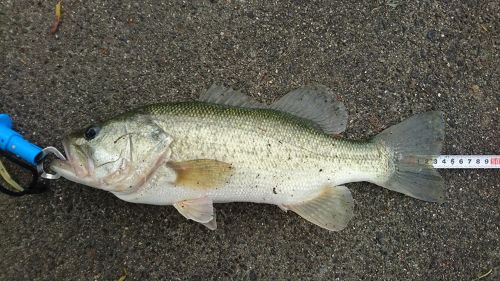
[270,85,348,134]
[199,84,263,108]
[168,159,233,189]
[284,185,354,231]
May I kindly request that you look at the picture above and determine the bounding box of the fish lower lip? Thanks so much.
[59,138,90,177]
[50,159,72,174]
[62,138,72,162]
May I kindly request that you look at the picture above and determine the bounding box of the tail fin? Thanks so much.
[373,111,445,202]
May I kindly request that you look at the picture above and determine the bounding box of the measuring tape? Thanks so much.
[433,155,500,169]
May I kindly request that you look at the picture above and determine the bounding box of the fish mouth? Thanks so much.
[50,138,96,187]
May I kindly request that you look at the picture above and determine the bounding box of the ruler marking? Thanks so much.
[432,155,499,169]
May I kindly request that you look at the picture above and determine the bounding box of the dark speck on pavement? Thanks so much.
[0,1,498,280]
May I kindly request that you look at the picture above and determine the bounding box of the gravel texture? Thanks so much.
[0,0,498,280]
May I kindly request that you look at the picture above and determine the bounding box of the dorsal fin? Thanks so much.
[270,85,348,134]
[200,84,348,134]
[199,84,263,108]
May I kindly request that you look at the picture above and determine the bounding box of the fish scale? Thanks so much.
[143,102,388,204]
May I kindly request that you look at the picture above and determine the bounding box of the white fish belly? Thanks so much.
[114,162,327,206]
[115,150,384,207]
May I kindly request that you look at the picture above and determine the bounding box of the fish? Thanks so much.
[51,84,445,231]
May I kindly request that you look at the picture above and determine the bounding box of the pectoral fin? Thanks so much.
[174,197,217,230]
[284,185,354,231]
[168,159,233,189]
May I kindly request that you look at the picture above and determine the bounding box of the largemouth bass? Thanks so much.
[51,85,445,231]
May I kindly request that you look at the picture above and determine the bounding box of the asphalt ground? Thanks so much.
[0,0,498,280]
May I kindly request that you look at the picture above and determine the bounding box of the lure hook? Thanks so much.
[37,146,66,180]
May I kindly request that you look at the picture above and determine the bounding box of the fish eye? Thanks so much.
[84,126,100,141]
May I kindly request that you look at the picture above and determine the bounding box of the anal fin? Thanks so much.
[284,185,354,231]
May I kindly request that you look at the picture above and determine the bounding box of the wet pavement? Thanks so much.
[0,1,498,280]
